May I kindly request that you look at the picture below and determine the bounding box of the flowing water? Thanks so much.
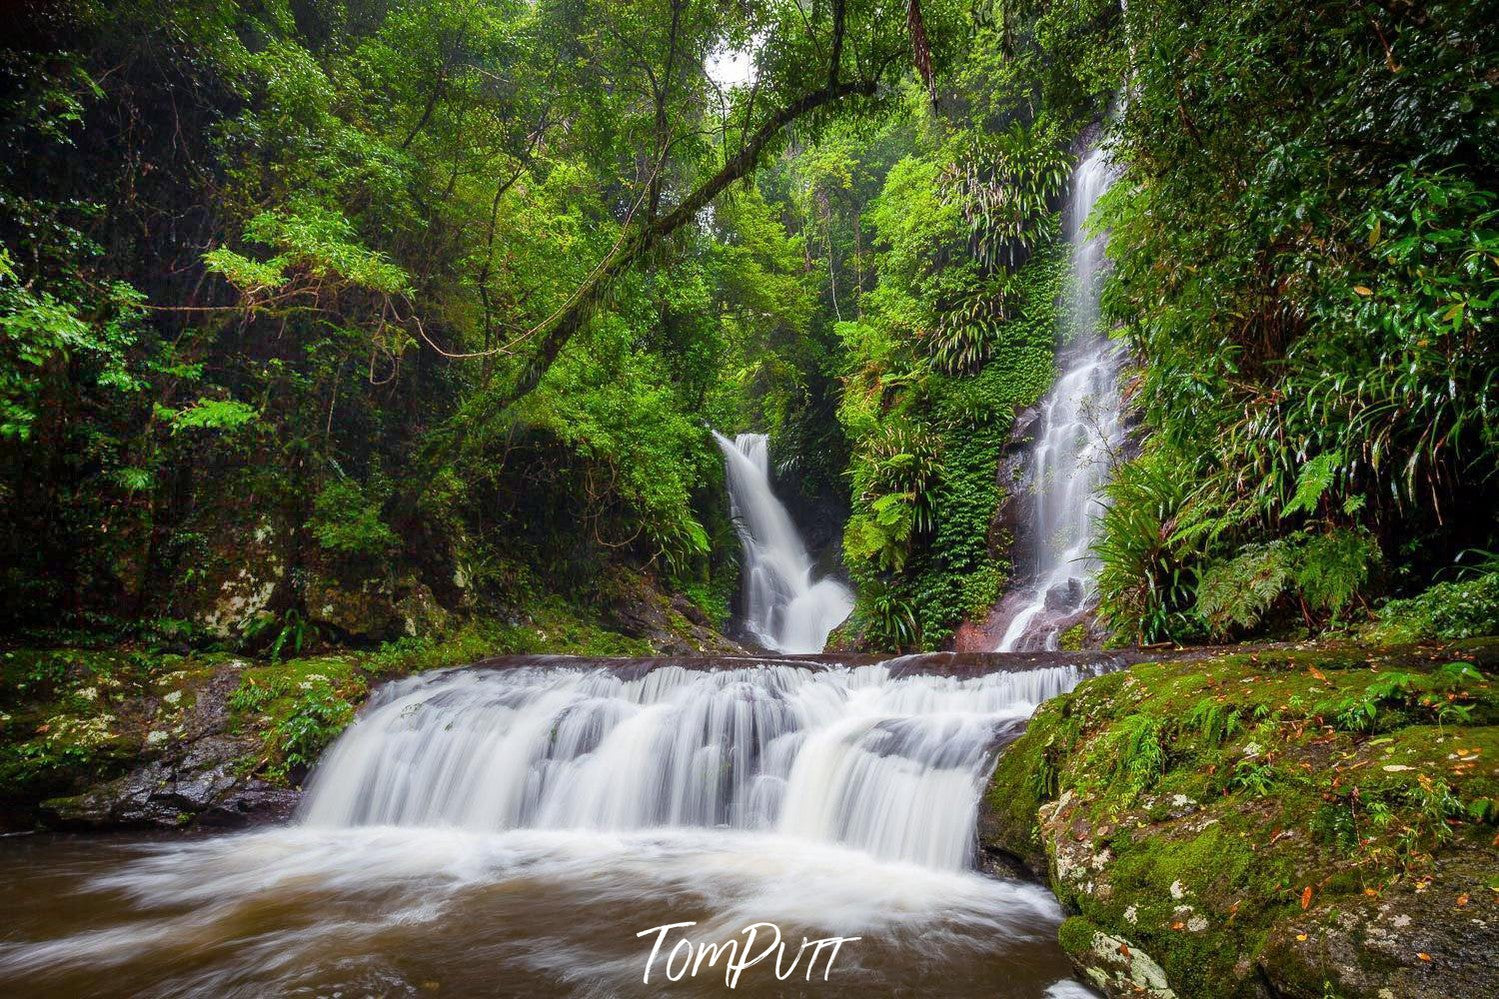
[995,149,1124,652]
[0,655,1107,998]
[713,432,853,653]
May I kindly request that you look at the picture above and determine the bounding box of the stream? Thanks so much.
[0,655,1108,998]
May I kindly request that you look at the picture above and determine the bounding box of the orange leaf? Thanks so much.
[1354,285,1374,296]
[1417,953,1431,962]
[1300,886,1313,910]
[1296,933,1308,942]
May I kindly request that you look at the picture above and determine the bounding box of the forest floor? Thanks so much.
[982,637,1499,999]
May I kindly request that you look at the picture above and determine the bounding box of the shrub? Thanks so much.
[1371,572,1499,642]
[310,479,398,558]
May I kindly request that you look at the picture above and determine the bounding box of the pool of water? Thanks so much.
[0,827,1092,997]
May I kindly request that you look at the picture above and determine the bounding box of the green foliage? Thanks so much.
[1091,0,1498,644]
[1195,531,1378,638]
[242,608,323,661]
[268,676,354,775]
[1095,445,1197,645]
[0,249,148,440]
[1182,698,1242,747]
[1370,572,1499,643]
[168,398,260,435]
[1228,758,1276,797]
[209,203,412,298]
[2,0,1494,660]
[1321,663,1488,735]
[310,479,398,559]
[836,131,1066,648]
[1103,713,1165,799]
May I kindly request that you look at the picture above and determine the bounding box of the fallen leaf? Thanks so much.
[1300,886,1313,910]
[1417,953,1431,962]
[1296,933,1308,942]
[1456,894,1469,907]
[1354,285,1374,296]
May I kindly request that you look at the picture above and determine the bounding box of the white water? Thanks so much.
[301,659,1086,869]
[997,148,1125,652]
[0,659,1102,995]
[713,431,853,653]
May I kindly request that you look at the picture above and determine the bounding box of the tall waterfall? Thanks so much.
[713,431,853,653]
[996,148,1124,652]
[300,659,1086,870]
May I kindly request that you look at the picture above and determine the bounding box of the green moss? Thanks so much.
[0,648,182,800]
[1058,915,1101,956]
[982,639,1499,997]
[1058,621,1089,652]
[1,596,688,805]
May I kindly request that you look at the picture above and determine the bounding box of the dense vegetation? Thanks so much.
[1092,0,1498,645]
[1,0,1495,657]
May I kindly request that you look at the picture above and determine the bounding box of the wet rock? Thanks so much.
[161,510,293,639]
[1261,850,1499,999]
[302,561,453,643]
[602,576,746,654]
[37,660,300,830]
[39,740,298,829]
[1064,922,1178,999]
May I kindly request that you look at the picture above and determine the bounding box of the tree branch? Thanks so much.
[397,75,878,509]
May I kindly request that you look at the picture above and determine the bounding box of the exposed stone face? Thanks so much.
[1075,928,1178,999]
[40,734,298,829]
[157,506,293,641]
[1261,850,1498,999]
[603,581,746,655]
[37,661,298,830]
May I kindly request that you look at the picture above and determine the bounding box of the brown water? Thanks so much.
[0,828,1090,998]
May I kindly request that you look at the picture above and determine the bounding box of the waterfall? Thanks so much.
[996,148,1124,652]
[300,659,1087,870]
[712,431,853,653]
[1,659,1107,994]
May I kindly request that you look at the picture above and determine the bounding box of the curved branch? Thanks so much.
[398,75,878,510]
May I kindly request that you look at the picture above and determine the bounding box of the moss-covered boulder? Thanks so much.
[981,640,1499,999]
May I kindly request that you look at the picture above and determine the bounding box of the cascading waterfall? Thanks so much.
[713,431,853,653]
[996,148,1124,652]
[0,657,1108,996]
[301,659,1087,870]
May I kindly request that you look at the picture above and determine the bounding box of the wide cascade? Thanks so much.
[301,659,1085,869]
[0,657,1106,996]
[995,148,1124,652]
[713,431,853,653]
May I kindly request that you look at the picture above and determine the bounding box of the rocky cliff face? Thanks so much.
[981,640,1499,999]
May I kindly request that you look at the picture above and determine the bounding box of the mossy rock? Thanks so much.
[980,639,1499,998]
